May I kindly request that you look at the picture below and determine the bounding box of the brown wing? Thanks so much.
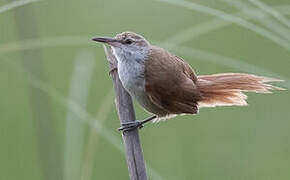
[145,46,202,115]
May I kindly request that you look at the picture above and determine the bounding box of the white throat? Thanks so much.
[111,45,150,64]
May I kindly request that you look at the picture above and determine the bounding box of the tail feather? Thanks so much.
[197,73,285,108]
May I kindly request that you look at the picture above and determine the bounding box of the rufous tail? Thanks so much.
[196,73,285,107]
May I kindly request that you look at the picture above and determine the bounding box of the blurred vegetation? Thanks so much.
[0,0,289,179]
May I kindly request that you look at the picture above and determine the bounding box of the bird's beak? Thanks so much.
[92,36,119,47]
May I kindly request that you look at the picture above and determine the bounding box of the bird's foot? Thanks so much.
[118,121,144,132]
[118,115,157,132]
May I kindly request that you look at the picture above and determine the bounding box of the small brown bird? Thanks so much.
[93,32,284,131]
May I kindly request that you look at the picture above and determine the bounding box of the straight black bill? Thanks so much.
[92,36,117,43]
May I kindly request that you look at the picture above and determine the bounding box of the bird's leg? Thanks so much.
[118,115,157,132]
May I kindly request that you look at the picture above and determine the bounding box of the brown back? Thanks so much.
[144,46,202,114]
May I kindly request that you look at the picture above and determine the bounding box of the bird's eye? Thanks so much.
[124,39,133,44]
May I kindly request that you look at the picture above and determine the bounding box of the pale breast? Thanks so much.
[117,60,145,96]
[117,60,168,116]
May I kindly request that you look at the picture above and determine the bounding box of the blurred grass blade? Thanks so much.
[0,36,90,54]
[248,0,290,29]
[222,0,290,41]
[13,4,63,179]
[154,0,290,51]
[0,0,41,14]
[3,59,163,180]
[81,88,115,180]
[64,50,96,180]
[1,1,290,56]
[164,4,290,48]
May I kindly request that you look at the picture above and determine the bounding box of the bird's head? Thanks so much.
[93,32,151,62]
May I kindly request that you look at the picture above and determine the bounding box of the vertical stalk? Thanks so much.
[103,46,148,180]
[14,4,62,180]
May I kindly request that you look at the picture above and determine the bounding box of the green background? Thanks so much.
[0,0,289,179]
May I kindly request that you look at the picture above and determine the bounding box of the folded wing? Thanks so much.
[144,46,202,115]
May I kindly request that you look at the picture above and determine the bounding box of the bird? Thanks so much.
[92,32,284,132]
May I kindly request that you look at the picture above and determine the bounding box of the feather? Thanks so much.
[144,46,202,116]
[197,73,285,107]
